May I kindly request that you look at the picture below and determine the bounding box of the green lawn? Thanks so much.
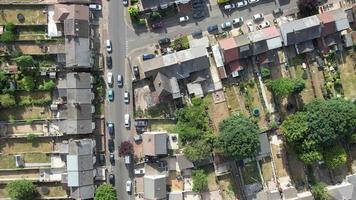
[0,153,50,169]
[0,138,53,154]
[260,158,273,182]
[0,5,47,25]
[225,86,241,112]
[294,65,315,104]
[0,187,7,198]
[0,155,16,169]
[340,52,356,100]
[149,119,177,133]
[17,26,46,41]
[0,106,51,121]
[242,161,261,185]
[218,174,238,199]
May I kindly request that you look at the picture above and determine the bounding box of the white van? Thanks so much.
[106,40,112,53]
[124,114,130,128]
[125,155,131,164]
[107,72,113,86]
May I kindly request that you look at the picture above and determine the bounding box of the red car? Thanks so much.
[151,21,163,29]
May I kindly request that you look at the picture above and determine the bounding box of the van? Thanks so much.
[106,40,112,53]
[124,114,130,128]
[125,155,131,164]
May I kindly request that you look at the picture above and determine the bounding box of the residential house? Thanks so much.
[144,175,167,200]
[327,173,356,200]
[153,72,181,101]
[142,46,210,79]
[66,139,95,200]
[143,132,168,157]
[176,154,194,172]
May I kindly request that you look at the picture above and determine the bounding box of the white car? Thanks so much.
[126,180,132,193]
[221,21,232,29]
[247,21,254,32]
[134,168,145,175]
[106,40,112,53]
[107,72,113,86]
[232,17,244,25]
[89,4,102,10]
[253,13,264,21]
[224,4,236,10]
[236,0,248,8]
[248,0,259,3]
[124,114,130,128]
[257,21,271,29]
[179,16,189,23]
[124,91,129,104]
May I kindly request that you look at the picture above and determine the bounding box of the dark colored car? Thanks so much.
[108,139,114,152]
[142,54,155,60]
[106,56,112,68]
[107,122,114,136]
[123,0,128,6]
[133,65,139,77]
[151,21,163,29]
[110,153,115,164]
[273,8,283,16]
[109,174,115,185]
[192,30,203,38]
[207,24,218,33]
[135,119,148,127]
[97,154,105,165]
[158,37,170,46]
[193,11,205,19]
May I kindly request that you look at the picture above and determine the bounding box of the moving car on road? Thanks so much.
[179,16,189,23]
[232,17,244,25]
[124,114,130,128]
[108,89,114,101]
[106,40,112,53]
[236,0,248,8]
[126,180,132,193]
[124,91,129,104]
[117,74,123,87]
[221,21,232,29]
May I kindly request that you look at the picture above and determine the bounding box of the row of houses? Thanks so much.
[218,9,352,78]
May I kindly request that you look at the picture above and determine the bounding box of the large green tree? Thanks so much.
[323,145,347,170]
[281,112,308,144]
[217,114,260,159]
[192,169,208,193]
[267,78,305,98]
[183,140,213,162]
[19,76,35,92]
[13,56,35,71]
[6,179,37,200]
[94,184,117,200]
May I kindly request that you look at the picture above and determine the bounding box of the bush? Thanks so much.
[39,80,56,91]
[0,23,16,42]
[171,35,189,51]
[26,133,37,142]
[217,0,229,4]
[6,179,37,200]
[0,94,16,108]
[261,67,271,79]
[149,11,161,21]
[138,18,146,25]
[192,169,208,192]
[128,6,139,19]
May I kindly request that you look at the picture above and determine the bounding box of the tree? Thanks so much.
[298,0,319,17]
[192,169,208,193]
[6,179,37,200]
[150,11,161,21]
[323,145,347,170]
[94,184,117,200]
[217,114,259,159]
[183,140,213,161]
[261,67,271,79]
[128,6,139,19]
[19,76,35,91]
[281,112,308,144]
[26,133,37,142]
[0,94,16,108]
[311,182,328,200]
[118,141,133,157]
[0,23,16,42]
[292,79,306,94]
[39,80,55,91]
[267,77,296,98]
[13,56,35,71]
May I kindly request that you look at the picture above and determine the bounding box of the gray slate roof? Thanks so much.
[65,37,91,68]
[143,132,168,156]
[153,73,181,99]
[144,175,167,200]
[64,19,89,38]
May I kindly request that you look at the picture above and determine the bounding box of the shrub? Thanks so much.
[26,133,37,142]
[171,35,189,51]
[6,179,37,200]
[261,67,271,79]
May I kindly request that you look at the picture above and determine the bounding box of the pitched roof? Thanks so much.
[65,37,91,68]
[66,72,92,89]
[53,4,89,22]
[176,154,194,171]
[144,175,167,200]
[143,132,168,156]
[248,26,281,43]
[153,73,181,99]
[64,19,89,38]
[327,182,356,200]
[62,119,93,135]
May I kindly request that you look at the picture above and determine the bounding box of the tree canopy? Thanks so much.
[323,145,347,170]
[183,140,213,162]
[267,78,305,98]
[298,0,319,17]
[217,114,260,159]
[94,184,117,200]
[13,56,35,71]
[39,80,56,91]
[128,6,139,19]
[118,141,133,157]
[0,94,16,108]
[19,76,35,91]
[6,179,37,200]
[281,98,356,166]
[192,169,208,193]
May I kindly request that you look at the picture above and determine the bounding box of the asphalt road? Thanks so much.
[106,0,133,199]
[126,0,297,50]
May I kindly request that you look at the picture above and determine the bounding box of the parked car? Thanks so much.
[223,4,236,10]
[158,38,170,46]
[192,29,203,38]
[134,135,142,142]
[107,72,113,86]
[107,89,114,101]
[221,21,232,29]
[106,40,112,53]
[124,91,129,104]
[110,153,115,164]
[89,4,102,10]
[247,21,254,32]
[273,8,283,16]
[142,54,155,60]
[236,0,248,8]
[117,74,123,87]
[257,21,270,29]
[122,0,128,6]
[124,114,130,128]
[109,174,115,185]
[253,13,264,21]
[248,0,259,3]
[179,16,189,23]
[107,122,114,136]
[207,24,218,33]
[134,168,145,175]
[106,56,112,68]
[108,139,114,152]
[135,120,148,127]
[193,11,205,19]
[126,180,132,193]
[133,65,140,77]
[151,21,163,29]
[97,154,105,165]
[232,17,244,25]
